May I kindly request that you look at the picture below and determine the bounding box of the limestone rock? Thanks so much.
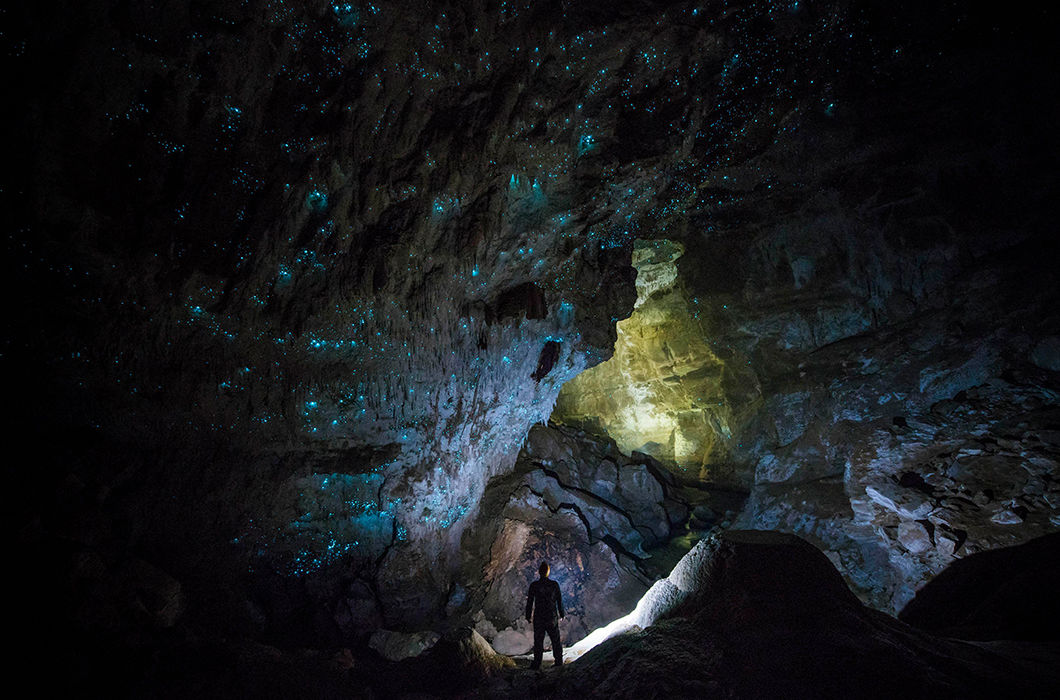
[569,531,858,658]
[491,626,534,656]
[14,0,1060,692]
[419,627,516,687]
[462,422,685,649]
[990,508,1025,525]
[897,521,933,554]
[560,531,1060,699]
[936,532,960,558]
[865,483,934,520]
[553,239,744,480]
[900,532,1060,641]
[368,629,440,661]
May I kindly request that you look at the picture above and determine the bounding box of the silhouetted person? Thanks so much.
[525,561,564,669]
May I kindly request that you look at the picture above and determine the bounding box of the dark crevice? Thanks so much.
[538,465,648,536]
[532,340,561,381]
[520,481,650,572]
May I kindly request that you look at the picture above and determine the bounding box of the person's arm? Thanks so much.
[525,583,534,622]
[555,581,564,619]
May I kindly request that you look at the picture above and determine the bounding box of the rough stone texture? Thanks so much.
[554,238,745,476]
[368,628,440,661]
[402,627,517,692]
[556,530,1060,699]
[747,387,1060,612]
[9,0,1060,694]
[543,0,1060,614]
[458,423,688,650]
[565,531,745,658]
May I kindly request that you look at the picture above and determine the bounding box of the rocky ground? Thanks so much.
[114,531,1060,698]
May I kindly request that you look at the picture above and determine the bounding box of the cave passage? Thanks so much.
[10,0,1060,695]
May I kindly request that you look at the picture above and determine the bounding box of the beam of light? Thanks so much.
[565,537,709,660]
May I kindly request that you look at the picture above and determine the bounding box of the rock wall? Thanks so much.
[458,423,688,652]
[10,0,1059,661]
[554,238,749,477]
[551,1,1060,612]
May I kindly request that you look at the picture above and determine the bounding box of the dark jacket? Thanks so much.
[525,578,564,625]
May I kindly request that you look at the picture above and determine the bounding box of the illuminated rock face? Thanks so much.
[554,239,752,480]
[546,5,1060,614]
[459,423,688,651]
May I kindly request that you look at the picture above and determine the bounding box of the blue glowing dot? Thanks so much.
[306,189,328,212]
[332,3,361,27]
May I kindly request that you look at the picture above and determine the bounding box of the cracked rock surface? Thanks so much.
[458,423,689,651]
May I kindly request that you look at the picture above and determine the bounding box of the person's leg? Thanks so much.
[548,623,563,666]
[531,624,545,669]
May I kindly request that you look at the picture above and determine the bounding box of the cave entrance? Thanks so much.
[550,238,734,482]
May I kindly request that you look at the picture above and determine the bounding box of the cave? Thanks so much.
[9,0,1060,697]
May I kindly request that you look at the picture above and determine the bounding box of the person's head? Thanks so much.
[538,561,550,578]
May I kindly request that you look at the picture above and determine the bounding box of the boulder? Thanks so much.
[411,628,516,691]
[567,530,859,659]
[990,507,1025,525]
[368,629,440,661]
[559,530,1060,699]
[491,625,534,656]
[899,532,1060,641]
[897,521,933,554]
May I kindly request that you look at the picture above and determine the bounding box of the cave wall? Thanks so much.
[554,238,748,477]
[9,0,1059,657]
[458,422,689,653]
[550,1,1060,611]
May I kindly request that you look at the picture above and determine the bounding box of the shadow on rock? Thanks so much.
[555,530,1060,699]
[899,531,1060,642]
[385,627,515,696]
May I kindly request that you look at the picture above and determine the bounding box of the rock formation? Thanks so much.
[9,0,1060,695]
[557,530,1060,699]
[356,531,1060,698]
[458,422,690,652]
[899,531,1060,642]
